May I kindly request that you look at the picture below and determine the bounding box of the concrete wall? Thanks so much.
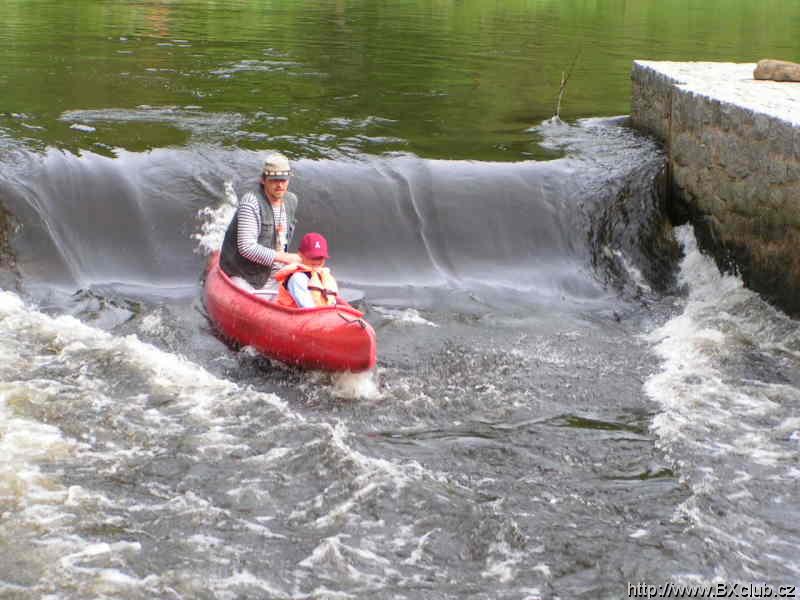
[631,60,800,315]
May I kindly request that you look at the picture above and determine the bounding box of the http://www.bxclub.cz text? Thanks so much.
[628,582,797,599]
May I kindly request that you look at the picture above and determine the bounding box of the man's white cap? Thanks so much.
[262,152,292,179]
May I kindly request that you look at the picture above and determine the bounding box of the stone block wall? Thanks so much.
[631,61,800,315]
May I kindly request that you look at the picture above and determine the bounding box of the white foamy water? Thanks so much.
[0,380,85,580]
[193,180,238,255]
[331,369,382,400]
[372,306,439,327]
[644,226,797,462]
[0,286,455,598]
[0,291,151,596]
[643,225,800,582]
[0,289,305,597]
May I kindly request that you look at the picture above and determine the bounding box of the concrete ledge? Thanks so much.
[631,60,800,315]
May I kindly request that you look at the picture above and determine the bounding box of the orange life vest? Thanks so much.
[274,264,339,308]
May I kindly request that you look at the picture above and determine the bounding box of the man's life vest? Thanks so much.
[274,264,339,308]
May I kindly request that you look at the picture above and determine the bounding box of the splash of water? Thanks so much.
[193,180,238,255]
[331,369,381,400]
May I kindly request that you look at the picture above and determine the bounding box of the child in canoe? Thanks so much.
[274,232,340,308]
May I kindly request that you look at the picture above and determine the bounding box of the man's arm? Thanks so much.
[236,201,277,266]
[236,198,301,266]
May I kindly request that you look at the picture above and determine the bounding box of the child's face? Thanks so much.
[302,254,326,269]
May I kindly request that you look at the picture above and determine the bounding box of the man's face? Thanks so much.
[263,177,289,202]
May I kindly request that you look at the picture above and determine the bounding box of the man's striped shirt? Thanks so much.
[235,191,288,267]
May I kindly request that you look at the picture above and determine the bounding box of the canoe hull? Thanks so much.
[204,253,376,372]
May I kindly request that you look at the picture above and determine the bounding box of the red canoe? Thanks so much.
[204,252,376,372]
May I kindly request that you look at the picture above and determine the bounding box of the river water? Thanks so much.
[1,2,799,599]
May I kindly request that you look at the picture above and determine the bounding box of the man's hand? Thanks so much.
[275,251,301,265]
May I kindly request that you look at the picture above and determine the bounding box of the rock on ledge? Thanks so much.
[631,60,800,316]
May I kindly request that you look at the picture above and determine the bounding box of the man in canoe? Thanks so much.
[274,232,340,308]
[219,152,302,298]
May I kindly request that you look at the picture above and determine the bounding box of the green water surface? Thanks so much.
[1,0,798,160]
